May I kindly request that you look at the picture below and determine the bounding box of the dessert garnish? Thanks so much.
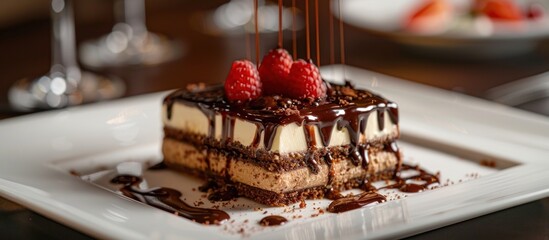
[258,48,292,96]
[286,59,326,99]
[228,47,326,101]
[224,60,262,101]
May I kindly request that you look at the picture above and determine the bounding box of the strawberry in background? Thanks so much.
[474,0,523,21]
[405,0,453,34]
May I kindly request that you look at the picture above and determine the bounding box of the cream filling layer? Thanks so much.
[162,139,399,193]
[162,102,398,154]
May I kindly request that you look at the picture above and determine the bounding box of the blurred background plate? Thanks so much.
[338,0,549,59]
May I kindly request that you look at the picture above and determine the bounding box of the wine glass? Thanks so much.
[78,0,182,68]
[8,0,125,110]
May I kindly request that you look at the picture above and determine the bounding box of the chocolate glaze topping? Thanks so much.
[164,82,399,173]
[111,175,230,224]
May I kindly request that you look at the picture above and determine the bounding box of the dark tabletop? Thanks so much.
[1,1,548,239]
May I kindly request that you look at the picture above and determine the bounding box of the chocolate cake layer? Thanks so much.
[163,138,400,205]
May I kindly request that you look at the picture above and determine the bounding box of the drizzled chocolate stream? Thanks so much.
[110,175,230,224]
[254,0,259,66]
[164,83,399,174]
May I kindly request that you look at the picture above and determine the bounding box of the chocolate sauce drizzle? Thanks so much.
[383,163,440,193]
[110,175,230,224]
[120,162,437,218]
[359,164,439,194]
[327,192,386,213]
[327,163,439,213]
[163,83,399,174]
[259,215,288,226]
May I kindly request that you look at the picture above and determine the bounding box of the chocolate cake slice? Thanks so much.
[161,82,400,206]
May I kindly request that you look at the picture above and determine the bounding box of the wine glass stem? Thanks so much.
[116,0,148,38]
[50,0,80,80]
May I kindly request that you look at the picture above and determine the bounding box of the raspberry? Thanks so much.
[287,59,326,99]
[224,60,262,101]
[258,48,293,95]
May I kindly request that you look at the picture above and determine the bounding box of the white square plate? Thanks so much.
[1,66,549,239]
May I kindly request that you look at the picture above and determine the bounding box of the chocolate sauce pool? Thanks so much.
[259,215,288,226]
[110,174,230,224]
[380,163,439,193]
[328,163,440,213]
[107,161,438,224]
[327,192,386,213]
